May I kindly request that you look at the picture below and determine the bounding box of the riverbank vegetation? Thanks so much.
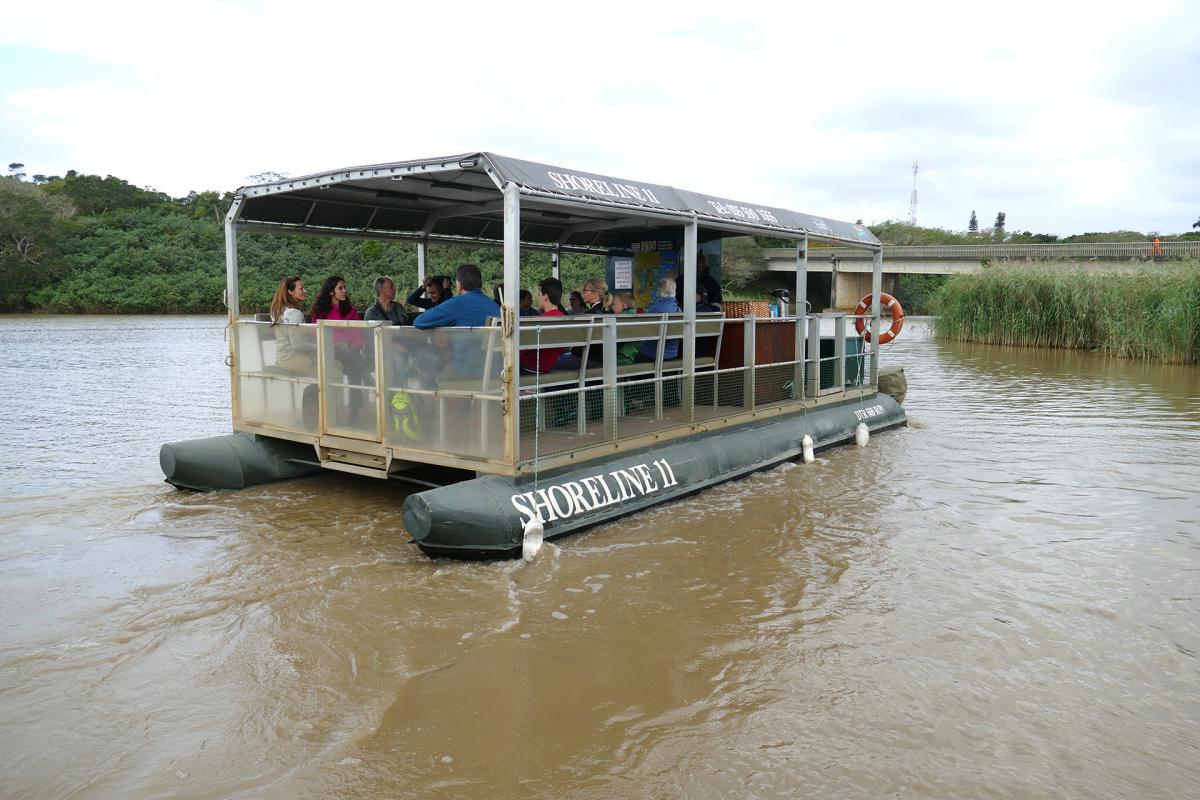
[3,169,1197,316]
[932,261,1200,364]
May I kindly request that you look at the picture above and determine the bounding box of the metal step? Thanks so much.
[318,445,389,480]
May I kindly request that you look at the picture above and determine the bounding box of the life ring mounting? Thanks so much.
[853,292,905,344]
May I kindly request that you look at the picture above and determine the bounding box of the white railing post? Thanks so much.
[603,317,618,441]
[502,182,521,465]
[682,217,698,422]
[224,197,243,421]
[806,315,821,398]
[743,316,756,411]
[871,248,883,387]
[794,235,807,401]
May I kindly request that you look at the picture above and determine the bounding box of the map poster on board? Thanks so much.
[613,258,633,289]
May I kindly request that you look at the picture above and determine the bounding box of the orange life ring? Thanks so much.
[853,292,905,344]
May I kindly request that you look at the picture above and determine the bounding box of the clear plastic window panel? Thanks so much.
[380,326,504,462]
[235,321,319,435]
[320,323,379,440]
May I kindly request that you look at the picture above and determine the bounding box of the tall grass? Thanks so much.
[932,259,1200,364]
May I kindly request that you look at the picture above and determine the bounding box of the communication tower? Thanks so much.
[909,161,919,226]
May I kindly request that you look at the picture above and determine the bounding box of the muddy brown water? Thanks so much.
[1,315,1198,799]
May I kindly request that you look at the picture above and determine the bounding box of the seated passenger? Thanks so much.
[519,278,568,374]
[676,252,724,309]
[364,275,408,325]
[636,277,683,362]
[568,290,585,315]
[519,289,538,317]
[573,276,608,364]
[407,274,452,311]
[696,286,720,313]
[609,290,640,365]
[312,275,369,415]
[269,275,315,373]
[412,264,500,329]
[580,277,608,314]
[413,264,500,381]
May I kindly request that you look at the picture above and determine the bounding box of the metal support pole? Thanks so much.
[224,198,243,421]
[830,255,839,310]
[682,218,698,422]
[806,316,821,398]
[743,316,756,411]
[417,240,427,285]
[870,248,883,387]
[603,317,617,441]
[794,235,807,401]
[502,183,521,465]
[551,249,560,280]
[834,315,847,391]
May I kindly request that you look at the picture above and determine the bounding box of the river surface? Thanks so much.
[1,315,1198,799]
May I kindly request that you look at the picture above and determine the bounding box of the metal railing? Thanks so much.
[232,313,878,474]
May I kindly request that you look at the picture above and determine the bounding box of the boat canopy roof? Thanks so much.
[232,152,880,253]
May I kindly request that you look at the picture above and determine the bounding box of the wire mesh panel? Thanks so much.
[234,321,319,435]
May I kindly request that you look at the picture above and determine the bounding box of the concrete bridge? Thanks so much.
[763,241,1200,310]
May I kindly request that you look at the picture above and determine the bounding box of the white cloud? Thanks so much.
[2,0,1197,234]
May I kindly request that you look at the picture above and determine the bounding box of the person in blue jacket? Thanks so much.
[636,277,682,362]
[413,263,500,380]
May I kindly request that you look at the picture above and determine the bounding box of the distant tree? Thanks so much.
[44,172,167,215]
[868,220,977,246]
[180,190,231,223]
[1193,216,1199,229]
[719,236,767,289]
[1007,230,1059,244]
[7,162,25,181]
[993,212,1006,240]
[0,177,75,307]
[968,210,978,233]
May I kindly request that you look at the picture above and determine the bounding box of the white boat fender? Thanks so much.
[801,433,815,464]
[855,422,870,448]
[522,513,545,562]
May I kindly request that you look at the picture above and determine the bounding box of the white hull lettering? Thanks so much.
[509,458,680,526]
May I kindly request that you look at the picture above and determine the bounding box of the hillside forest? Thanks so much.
[3,168,1197,315]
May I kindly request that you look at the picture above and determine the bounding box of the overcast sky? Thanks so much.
[2,0,1197,236]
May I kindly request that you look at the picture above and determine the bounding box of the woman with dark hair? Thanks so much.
[311,275,368,417]
[269,276,316,373]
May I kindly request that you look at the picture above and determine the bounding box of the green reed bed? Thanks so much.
[932,259,1200,364]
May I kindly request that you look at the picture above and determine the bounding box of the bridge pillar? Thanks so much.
[833,270,896,310]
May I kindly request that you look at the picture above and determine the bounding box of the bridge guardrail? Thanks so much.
[767,241,1200,260]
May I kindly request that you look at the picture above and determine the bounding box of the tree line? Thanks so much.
[3,162,1195,314]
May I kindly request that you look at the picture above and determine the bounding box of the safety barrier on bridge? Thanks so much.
[772,241,1200,261]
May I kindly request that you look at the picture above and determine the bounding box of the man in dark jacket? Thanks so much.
[676,253,723,309]
[407,275,452,310]
[364,276,408,325]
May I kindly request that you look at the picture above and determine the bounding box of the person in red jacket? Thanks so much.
[519,277,568,374]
